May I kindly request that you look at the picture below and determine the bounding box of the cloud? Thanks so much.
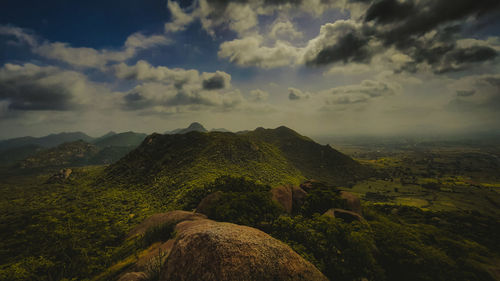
[218,35,301,68]
[446,74,500,116]
[0,25,171,69]
[0,25,37,47]
[322,80,396,105]
[123,82,243,113]
[456,90,475,97]
[114,61,241,113]
[249,89,269,102]
[269,19,303,40]
[164,0,196,32]
[0,63,106,111]
[113,60,199,86]
[35,32,170,69]
[288,87,309,100]
[303,20,374,66]
[202,71,231,90]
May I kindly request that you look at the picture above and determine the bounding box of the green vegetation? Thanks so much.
[187,177,499,281]
[0,166,162,281]
[1,129,500,280]
[93,132,146,148]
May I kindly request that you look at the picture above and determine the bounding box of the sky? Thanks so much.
[0,0,499,139]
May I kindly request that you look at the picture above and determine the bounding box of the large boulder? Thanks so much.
[196,191,223,216]
[271,185,293,213]
[340,191,362,215]
[128,211,206,238]
[45,168,72,184]
[161,219,329,281]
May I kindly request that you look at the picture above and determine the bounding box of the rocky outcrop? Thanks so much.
[161,219,329,281]
[196,191,223,216]
[323,208,365,223]
[128,210,206,238]
[340,191,362,215]
[45,168,72,184]
[271,185,293,213]
[117,272,147,281]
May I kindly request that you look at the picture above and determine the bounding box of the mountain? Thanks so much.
[92,131,117,143]
[19,140,100,169]
[246,126,369,184]
[106,130,303,187]
[210,128,231,133]
[0,132,94,152]
[93,131,147,148]
[18,139,140,169]
[105,126,370,208]
[165,122,208,134]
[0,144,44,166]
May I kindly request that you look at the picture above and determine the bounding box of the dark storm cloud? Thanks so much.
[202,73,226,90]
[307,32,372,65]
[364,0,415,24]
[0,65,76,111]
[0,83,72,111]
[307,0,500,73]
[368,0,500,44]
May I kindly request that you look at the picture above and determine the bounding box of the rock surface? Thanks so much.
[128,210,206,238]
[45,168,72,184]
[271,185,293,213]
[340,191,362,215]
[196,191,223,216]
[161,219,329,281]
[117,272,147,281]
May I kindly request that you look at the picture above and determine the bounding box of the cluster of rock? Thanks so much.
[270,180,364,222]
[119,210,328,281]
[45,168,72,184]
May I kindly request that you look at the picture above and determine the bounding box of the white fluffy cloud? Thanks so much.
[218,35,301,68]
[249,89,269,102]
[269,19,303,40]
[0,26,170,69]
[35,32,170,69]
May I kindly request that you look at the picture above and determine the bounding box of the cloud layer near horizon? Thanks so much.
[0,0,499,138]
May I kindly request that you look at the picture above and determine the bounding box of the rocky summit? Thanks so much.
[163,219,328,281]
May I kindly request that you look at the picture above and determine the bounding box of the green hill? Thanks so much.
[18,139,138,169]
[19,140,100,169]
[105,126,370,208]
[93,131,146,148]
[246,126,370,184]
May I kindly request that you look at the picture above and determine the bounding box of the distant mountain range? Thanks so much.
[1,124,370,186]
[0,132,94,152]
[0,131,147,167]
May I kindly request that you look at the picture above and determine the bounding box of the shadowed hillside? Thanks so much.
[246,126,369,185]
